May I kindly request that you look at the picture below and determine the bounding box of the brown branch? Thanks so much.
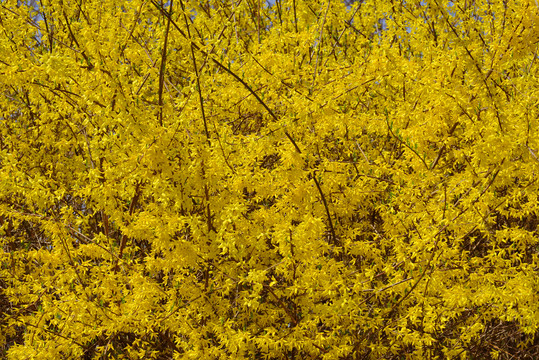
[178,0,210,143]
[113,182,142,272]
[264,285,299,326]
[62,10,93,70]
[430,144,446,170]
[312,172,338,246]
[292,0,298,33]
[157,0,173,126]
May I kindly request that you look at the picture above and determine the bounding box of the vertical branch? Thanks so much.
[158,0,173,126]
[40,0,54,52]
[257,0,261,43]
[102,212,110,238]
[179,0,210,144]
[233,0,239,43]
[113,182,142,272]
[204,183,213,233]
[275,0,283,26]
[292,0,298,33]
[311,1,330,92]
[98,157,110,242]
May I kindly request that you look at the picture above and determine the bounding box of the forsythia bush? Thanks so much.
[1,0,538,358]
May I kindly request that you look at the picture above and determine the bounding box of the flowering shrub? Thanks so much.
[1,0,538,358]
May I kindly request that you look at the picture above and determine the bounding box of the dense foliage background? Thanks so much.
[1,0,538,358]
